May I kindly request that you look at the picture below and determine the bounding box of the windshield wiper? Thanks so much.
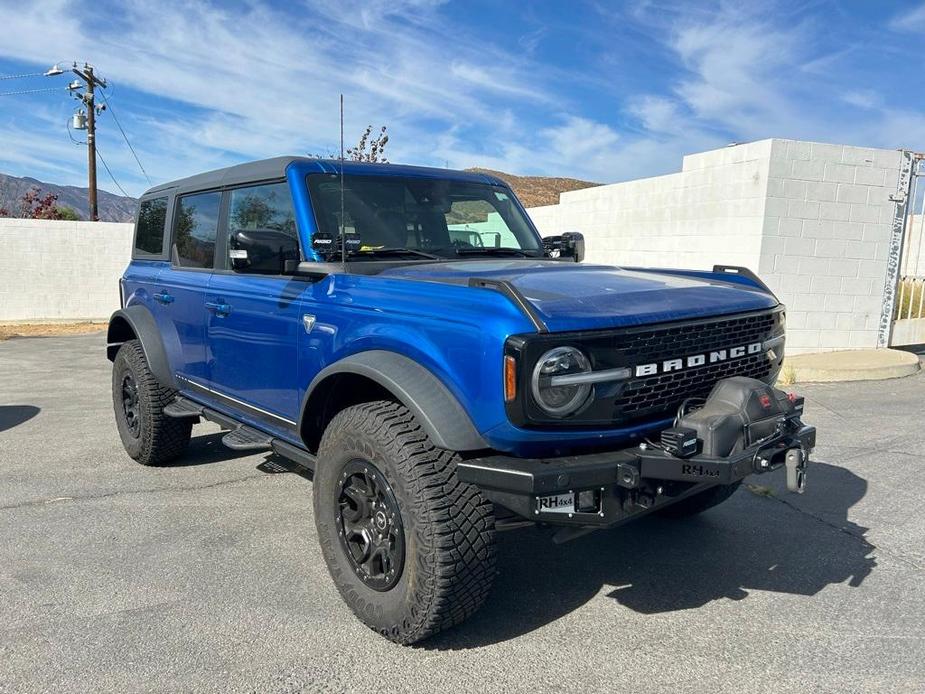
[455,247,532,257]
[351,247,443,260]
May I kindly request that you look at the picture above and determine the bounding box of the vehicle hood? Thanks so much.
[379,260,779,332]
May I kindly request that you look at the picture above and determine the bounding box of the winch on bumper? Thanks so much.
[458,376,815,531]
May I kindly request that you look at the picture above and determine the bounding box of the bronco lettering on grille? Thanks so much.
[634,342,763,378]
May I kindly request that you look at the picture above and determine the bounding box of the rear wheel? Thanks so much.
[313,400,496,644]
[112,340,192,466]
[657,481,742,518]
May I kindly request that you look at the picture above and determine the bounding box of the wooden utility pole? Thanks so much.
[72,63,106,221]
[85,70,97,220]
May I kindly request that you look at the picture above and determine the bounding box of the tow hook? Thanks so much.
[785,448,807,494]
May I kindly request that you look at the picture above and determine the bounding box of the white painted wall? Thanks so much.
[0,218,133,322]
[0,139,907,355]
[528,138,904,354]
[528,139,772,271]
[758,140,902,352]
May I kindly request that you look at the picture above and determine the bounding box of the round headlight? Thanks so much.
[531,346,592,417]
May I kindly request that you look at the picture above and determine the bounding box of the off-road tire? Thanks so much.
[112,339,192,466]
[314,400,496,645]
[657,481,742,518]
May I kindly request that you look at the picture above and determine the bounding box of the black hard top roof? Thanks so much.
[140,157,507,198]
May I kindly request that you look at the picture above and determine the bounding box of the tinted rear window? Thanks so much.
[173,191,221,268]
[135,197,168,255]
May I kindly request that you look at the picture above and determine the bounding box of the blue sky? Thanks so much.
[1,0,924,198]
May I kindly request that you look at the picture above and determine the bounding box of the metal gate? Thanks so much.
[881,151,925,347]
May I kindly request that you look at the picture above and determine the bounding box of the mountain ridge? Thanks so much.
[0,166,600,223]
[0,173,137,222]
[464,167,600,207]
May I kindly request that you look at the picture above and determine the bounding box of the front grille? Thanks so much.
[507,308,783,429]
[612,312,779,422]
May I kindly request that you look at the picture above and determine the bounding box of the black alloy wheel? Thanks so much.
[111,339,192,466]
[335,459,405,591]
[314,400,496,644]
[121,372,141,438]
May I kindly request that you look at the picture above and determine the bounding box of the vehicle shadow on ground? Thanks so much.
[168,431,264,466]
[256,454,314,481]
[426,460,874,650]
[0,405,40,433]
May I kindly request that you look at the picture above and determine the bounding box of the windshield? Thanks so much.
[306,173,543,259]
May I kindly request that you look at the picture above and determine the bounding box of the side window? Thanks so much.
[226,182,300,274]
[173,191,221,268]
[445,197,518,248]
[134,196,168,255]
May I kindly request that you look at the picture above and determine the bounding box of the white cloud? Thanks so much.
[0,0,556,193]
[888,2,925,32]
[841,90,882,110]
[619,4,925,155]
[627,95,685,134]
[671,18,800,135]
[2,0,924,198]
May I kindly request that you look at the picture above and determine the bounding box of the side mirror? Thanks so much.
[230,229,299,273]
[562,232,585,262]
[542,232,585,262]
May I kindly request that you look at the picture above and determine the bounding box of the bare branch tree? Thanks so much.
[308,125,390,163]
[346,125,389,163]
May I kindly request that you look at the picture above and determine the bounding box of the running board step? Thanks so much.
[164,396,204,419]
[163,396,316,470]
[222,425,274,451]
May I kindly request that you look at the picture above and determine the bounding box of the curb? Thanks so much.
[782,349,921,383]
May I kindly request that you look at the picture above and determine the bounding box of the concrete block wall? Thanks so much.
[528,139,772,271]
[527,138,904,354]
[0,140,907,355]
[758,140,902,352]
[0,219,133,322]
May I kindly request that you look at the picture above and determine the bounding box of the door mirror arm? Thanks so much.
[284,260,339,281]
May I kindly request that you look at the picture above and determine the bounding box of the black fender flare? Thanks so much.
[106,305,177,389]
[301,350,488,452]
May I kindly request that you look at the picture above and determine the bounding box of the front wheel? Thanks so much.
[313,400,496,645]
[112,340,192,466]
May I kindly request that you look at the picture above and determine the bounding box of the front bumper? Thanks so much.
[457,423,815,529]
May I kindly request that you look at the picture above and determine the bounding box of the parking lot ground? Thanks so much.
[1,333,924,693]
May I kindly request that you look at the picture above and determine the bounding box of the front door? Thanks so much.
[204,181,304,436]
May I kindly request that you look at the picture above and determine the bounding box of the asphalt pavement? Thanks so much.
[1,333,923,693]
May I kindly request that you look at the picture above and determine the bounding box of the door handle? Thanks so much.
[153,291,174,305]
[205,301,232,317]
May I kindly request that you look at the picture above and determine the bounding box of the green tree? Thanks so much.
[231,193,273,230]
[55,206,81,221]
[173,203,197,262]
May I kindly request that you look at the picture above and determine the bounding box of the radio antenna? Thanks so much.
[339,94,346,272]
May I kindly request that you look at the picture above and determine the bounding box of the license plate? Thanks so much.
[536,492,575,514]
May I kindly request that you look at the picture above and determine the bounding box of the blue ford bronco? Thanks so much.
[108,157,815,644]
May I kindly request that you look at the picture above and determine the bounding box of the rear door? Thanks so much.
[152,189,222,385]
[204,181,305,433]
[123,194,169,313]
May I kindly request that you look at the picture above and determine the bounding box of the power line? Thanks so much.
[0,71,46,81]
[0,86,64,97]
[98,90,152,186]
[95,145,131,198]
